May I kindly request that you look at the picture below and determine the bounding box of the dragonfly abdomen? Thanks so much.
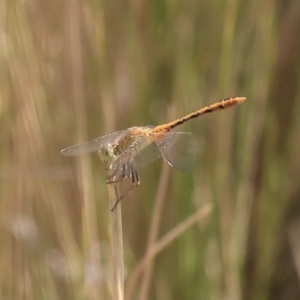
[153,97,245,133]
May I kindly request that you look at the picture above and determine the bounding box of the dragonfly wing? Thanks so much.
[155,132,197,172]
[109,139,161,178]
[131,142,162,169]
[61,130,125,156]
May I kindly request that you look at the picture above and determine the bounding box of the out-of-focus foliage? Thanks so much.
[1,0,300,299]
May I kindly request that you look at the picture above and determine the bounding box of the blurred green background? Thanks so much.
[1,0,300,299]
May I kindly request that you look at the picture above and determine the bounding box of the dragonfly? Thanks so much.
[61,97,246,210]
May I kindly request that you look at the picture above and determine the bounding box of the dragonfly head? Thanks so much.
[98,143,119,164]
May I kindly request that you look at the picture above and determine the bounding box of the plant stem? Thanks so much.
[107,182,124,300]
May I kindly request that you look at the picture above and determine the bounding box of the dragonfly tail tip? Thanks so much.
[237,97,246,103]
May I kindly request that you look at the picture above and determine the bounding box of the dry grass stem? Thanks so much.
[126,203,212,299]
[107,182,124,300]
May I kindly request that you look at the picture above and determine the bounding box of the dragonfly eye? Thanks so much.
[98,145,116,164]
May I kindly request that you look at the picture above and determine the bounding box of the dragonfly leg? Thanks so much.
[121,163,127,178]
[110,166,140,211]
[106,163,121,183]
[106,177,124,184]
[106,163,129,184]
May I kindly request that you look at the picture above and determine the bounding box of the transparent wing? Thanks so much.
[109,137,161,179]
[61,130,125,156]
[155,132,197,172]
[130,142,162,169]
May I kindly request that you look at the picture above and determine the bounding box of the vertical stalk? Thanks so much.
[107,181,124,300]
